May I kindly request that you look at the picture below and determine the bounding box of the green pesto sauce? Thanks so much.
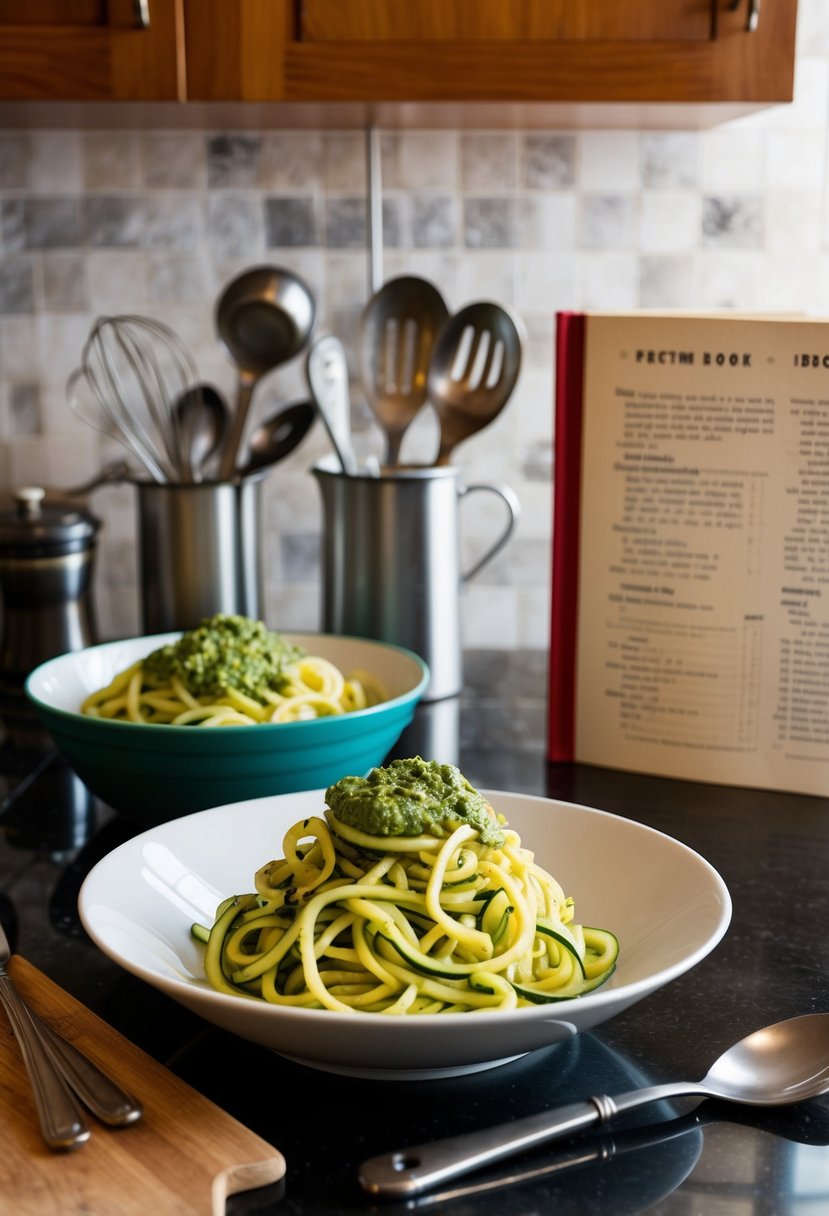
[326,756,505,847]
[143,614,305,701]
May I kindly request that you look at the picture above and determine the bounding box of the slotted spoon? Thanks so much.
[429,301,524,466]
[360,275,448,467]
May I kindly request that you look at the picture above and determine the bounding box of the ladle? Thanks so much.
[360,275,448,467]
[216,265,316,481]
[429,301,524,467]
[173,383,229,481]
[359,1012,829,1198]
[237,400,316,477]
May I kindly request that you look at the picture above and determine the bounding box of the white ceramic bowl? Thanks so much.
[25,632,428,825]
[78,788,732,1080]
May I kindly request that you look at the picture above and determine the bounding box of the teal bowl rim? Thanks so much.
[24,631,430,744]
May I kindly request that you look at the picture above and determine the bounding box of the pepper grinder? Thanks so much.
[0,486,101,749]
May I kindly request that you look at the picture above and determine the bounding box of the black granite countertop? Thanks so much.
[1,686,828,1216]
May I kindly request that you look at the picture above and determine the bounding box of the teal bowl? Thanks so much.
[25,632,429,825]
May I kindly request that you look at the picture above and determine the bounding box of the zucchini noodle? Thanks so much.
[81,656,386,726]
[79,613,388,726]
[192,801,619,1013]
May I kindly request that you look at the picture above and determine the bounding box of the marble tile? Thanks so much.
[85,197,145,248]
[0,316,40,376]
[141,132,207,189]
[41,253,89,311]
[521,134,576,190]
[324,197,366,248]
[264,197,319,246]
[767,129,826,191]
[28,132,82,194]
[530,193,577,250]
[640,132,700,189]
[410,194,457,248]
[144,195,202,249]
[0,259,34,314]
[146,252,211,305]
[693,250,760,309]
[639,255,694,308]
[83,132,142,190]
[464,198,517,248]
[701,195,764,248]
[461,133,518,191]
[87,251,149,312]
[456,250,515,309]
[580,252,639,310]
[206,195,264,258]
[397,131,459,191]
[261,132,324,189]
[765,191,823,253]
[579,131,640,191]
[580,195,638,248]
[0,134,29,188]
[639,191,701,253]
[9,384,40,436]
[281,533,320,581]
[5,198,85,249]
[701,129,766,192]
[513,250,577,315]
[323,131,366,191]
[207,133,261,188]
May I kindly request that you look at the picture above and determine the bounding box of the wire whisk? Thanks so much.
[67,315,201,483]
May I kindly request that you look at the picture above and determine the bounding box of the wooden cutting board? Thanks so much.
[0,956,286,1216]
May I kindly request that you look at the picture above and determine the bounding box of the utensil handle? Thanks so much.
[359,1098,602,1198]
[460,481,521,583]
[30,1007,143,1126]
[0,976,89,1151]
[359,1080,708,1198]
[218,376,255,481]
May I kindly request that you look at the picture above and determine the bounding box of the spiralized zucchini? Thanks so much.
[80,655,387,726]
[192,804,618,1012]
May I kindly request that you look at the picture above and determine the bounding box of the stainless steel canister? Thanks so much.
[0,485,100,748]
[313,457,520,701]
[136,477,264,634]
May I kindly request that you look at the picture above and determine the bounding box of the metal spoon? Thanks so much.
[359,1013,829,1198]
[360,275,448,467]
[306,333,358,474]
[429,301,524,467]
[174,383,230,481]
[237,400,316,477]
[216,265,316,481]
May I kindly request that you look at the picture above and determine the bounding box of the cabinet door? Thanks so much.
[0,0,184,100]
[300,1,715,44]
[185,0,796,106]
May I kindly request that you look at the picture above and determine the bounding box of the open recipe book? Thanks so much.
[548,310,829,797]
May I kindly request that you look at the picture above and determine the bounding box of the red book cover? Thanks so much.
[547,311,586,762]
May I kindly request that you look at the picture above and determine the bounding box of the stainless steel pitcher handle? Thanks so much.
[459,481,521,583]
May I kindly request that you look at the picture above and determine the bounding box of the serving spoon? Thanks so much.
[359,1013,829,1198]
[429,301,524,467]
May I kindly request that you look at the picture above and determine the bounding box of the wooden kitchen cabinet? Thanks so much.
[0,0,798,111]
[185,0,798,106]
[0,0,184,101]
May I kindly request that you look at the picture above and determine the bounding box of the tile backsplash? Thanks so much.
[1,1,828,649]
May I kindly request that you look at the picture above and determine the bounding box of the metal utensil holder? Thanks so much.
[136,477,264,634]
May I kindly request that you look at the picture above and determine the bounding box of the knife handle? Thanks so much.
[30,1007,143,1126]
[0,975,90,1151]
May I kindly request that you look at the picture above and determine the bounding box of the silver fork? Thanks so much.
[0,921,142,1149]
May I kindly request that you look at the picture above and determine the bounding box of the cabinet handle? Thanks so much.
[727,0,760,31]
[133,0,150,28]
